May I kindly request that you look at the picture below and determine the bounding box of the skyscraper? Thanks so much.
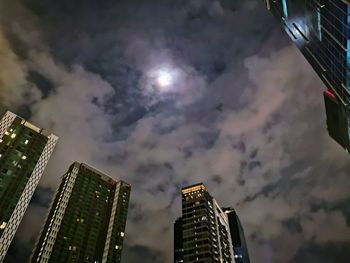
[30,162,131,263]
[174,183,250,263]
[223,208,250,263]
[0,111,58,263]
[263,0,350,152]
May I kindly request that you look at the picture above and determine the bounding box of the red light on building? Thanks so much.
[325,89,336,100]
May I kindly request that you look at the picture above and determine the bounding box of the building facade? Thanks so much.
[174,183,250,263]
[174,217,184,263]
[30,162,131,263]
[223,208,250,263]
[0,111,58,262]
[264,0,350,152]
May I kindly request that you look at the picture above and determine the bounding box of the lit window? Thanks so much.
[10,133,16,139]
[22,155,27,160]
[0,222,6,229]
[317,8,322,41]
[282,0,288,18]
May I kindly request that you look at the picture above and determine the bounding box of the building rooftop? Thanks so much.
[181,183,206,194]
[72,161,130,186]
[5,110,58,139]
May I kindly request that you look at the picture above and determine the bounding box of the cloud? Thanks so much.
[291,241,350,263]
[300,210,349,243]
[27,52,116,188]
[0,29,41,109]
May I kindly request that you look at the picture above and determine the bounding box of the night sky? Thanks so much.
[1,0,350,262]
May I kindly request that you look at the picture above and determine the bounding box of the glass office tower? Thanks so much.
[174,183,250,263]
[223,208,250,263]
[264,0,350,152]
[0,111,58,263]
[30,162,131,263]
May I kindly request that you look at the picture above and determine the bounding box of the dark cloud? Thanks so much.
[123,245,163,263]
[30,186,54,208]
[27,71,54,98]
[291,242,350,263]
[282,218,303,234]
[211,174,223,185]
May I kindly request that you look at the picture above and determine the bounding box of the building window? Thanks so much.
[0,222,6,229]
[317,8,322,41]
[282,0,288,18]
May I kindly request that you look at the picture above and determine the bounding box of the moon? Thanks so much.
[157,70,173,87]
[146,63,183,93]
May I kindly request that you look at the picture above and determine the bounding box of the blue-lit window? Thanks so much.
[282,0,288,18]
[317,8,322,41]
[347,5,350,95]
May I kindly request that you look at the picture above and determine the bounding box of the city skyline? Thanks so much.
[1,0,350,262]
[0,111,253,263]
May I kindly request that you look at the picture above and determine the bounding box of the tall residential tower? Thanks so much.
[0,111,58,262]
[30,162,131,263]
[174,183,250,263]
[263,0,350,152]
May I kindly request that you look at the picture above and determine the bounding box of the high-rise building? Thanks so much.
[263,0,350,152]
[0,111,58,262]
[30,162,131,263]
[174,183,250,263]
[223,208,250,263]
[174,217,184,263]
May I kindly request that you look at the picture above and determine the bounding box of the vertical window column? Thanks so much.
[282,0,288,18]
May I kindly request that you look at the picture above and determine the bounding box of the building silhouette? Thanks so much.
[223,208,250,263]
[30,162,131,263]
[264,0,350,152]
[174,217,184,263]
[0,111,58,262]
